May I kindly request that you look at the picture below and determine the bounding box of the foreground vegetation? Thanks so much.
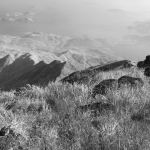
[0,67,150,150]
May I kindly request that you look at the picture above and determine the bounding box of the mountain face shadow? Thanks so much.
[0,53,66,91]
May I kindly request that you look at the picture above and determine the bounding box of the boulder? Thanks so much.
[131,113,144,121]
[137,55,150,68]
[118,76,144,88]
[92,79,118,98]
[0,126,10,136]
[144,67,150,77]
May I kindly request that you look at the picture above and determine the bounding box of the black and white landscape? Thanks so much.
[0,1,150,150]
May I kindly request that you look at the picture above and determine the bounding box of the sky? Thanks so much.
[1,0,150,11]
[1,0,150,35]
[0,0,150,60]
[0,0,150,39]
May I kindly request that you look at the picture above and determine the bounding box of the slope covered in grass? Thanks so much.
[0,67,150,150]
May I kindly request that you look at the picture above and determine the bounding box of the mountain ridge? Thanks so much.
[0,32,124,91]
[0,52,133,91]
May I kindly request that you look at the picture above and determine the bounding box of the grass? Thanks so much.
[0,67,150,149]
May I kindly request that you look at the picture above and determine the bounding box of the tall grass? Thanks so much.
[0,67,150,149]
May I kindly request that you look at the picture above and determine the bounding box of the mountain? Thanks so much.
[0,32,122,61]
[0,32,123,90]
[24,12,36,16]
[0,54,15,71]
[0,52,132,91]
[0,52,122,91]
[0,32,120,57]
[0,53,66,90]
[16,18,34,23]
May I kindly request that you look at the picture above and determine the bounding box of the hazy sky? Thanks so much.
[1,0,150,12]
[0,0,150,60]
[1,0,150,39]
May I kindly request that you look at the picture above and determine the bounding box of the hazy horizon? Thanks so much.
[0,0,150,60]
[0,0,150,38]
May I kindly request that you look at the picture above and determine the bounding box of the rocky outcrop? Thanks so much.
[91,76,144,98]
[137,55,150,68]
[61,60,135,85]
[144,67,150,77]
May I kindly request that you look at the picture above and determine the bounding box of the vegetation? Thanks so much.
[0,67,150,150]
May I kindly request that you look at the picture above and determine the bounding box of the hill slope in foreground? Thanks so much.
[0,32,123,90]
[1,32,149,150]
[0,64,150,150]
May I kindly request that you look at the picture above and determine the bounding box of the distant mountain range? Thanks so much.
[0,32,123,90]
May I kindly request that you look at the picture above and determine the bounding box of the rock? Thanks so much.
[0,126,10,136]
[0,126,22,150]
[144,67,150,77]
[131,113,144,121]
[14,84,31,96]
[75,102,115,117]
[5,102,16,110]
[91,120,101,130]
[92,79,118,98]
[118,76,144,88]
[137,55,150,68]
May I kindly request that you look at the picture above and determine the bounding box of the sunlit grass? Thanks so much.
[0,67,150,149]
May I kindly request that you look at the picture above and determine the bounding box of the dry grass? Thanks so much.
[0,67,150,149]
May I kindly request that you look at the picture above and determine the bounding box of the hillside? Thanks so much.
[0,52,124,91]
[0,33,149,149]
[0,32,123,91]
[0,53,66,90]
[0,32,121,64]
[0,64,150,150]
[1,1,150,149]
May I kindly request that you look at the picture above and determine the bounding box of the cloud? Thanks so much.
[0,17,34,23]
